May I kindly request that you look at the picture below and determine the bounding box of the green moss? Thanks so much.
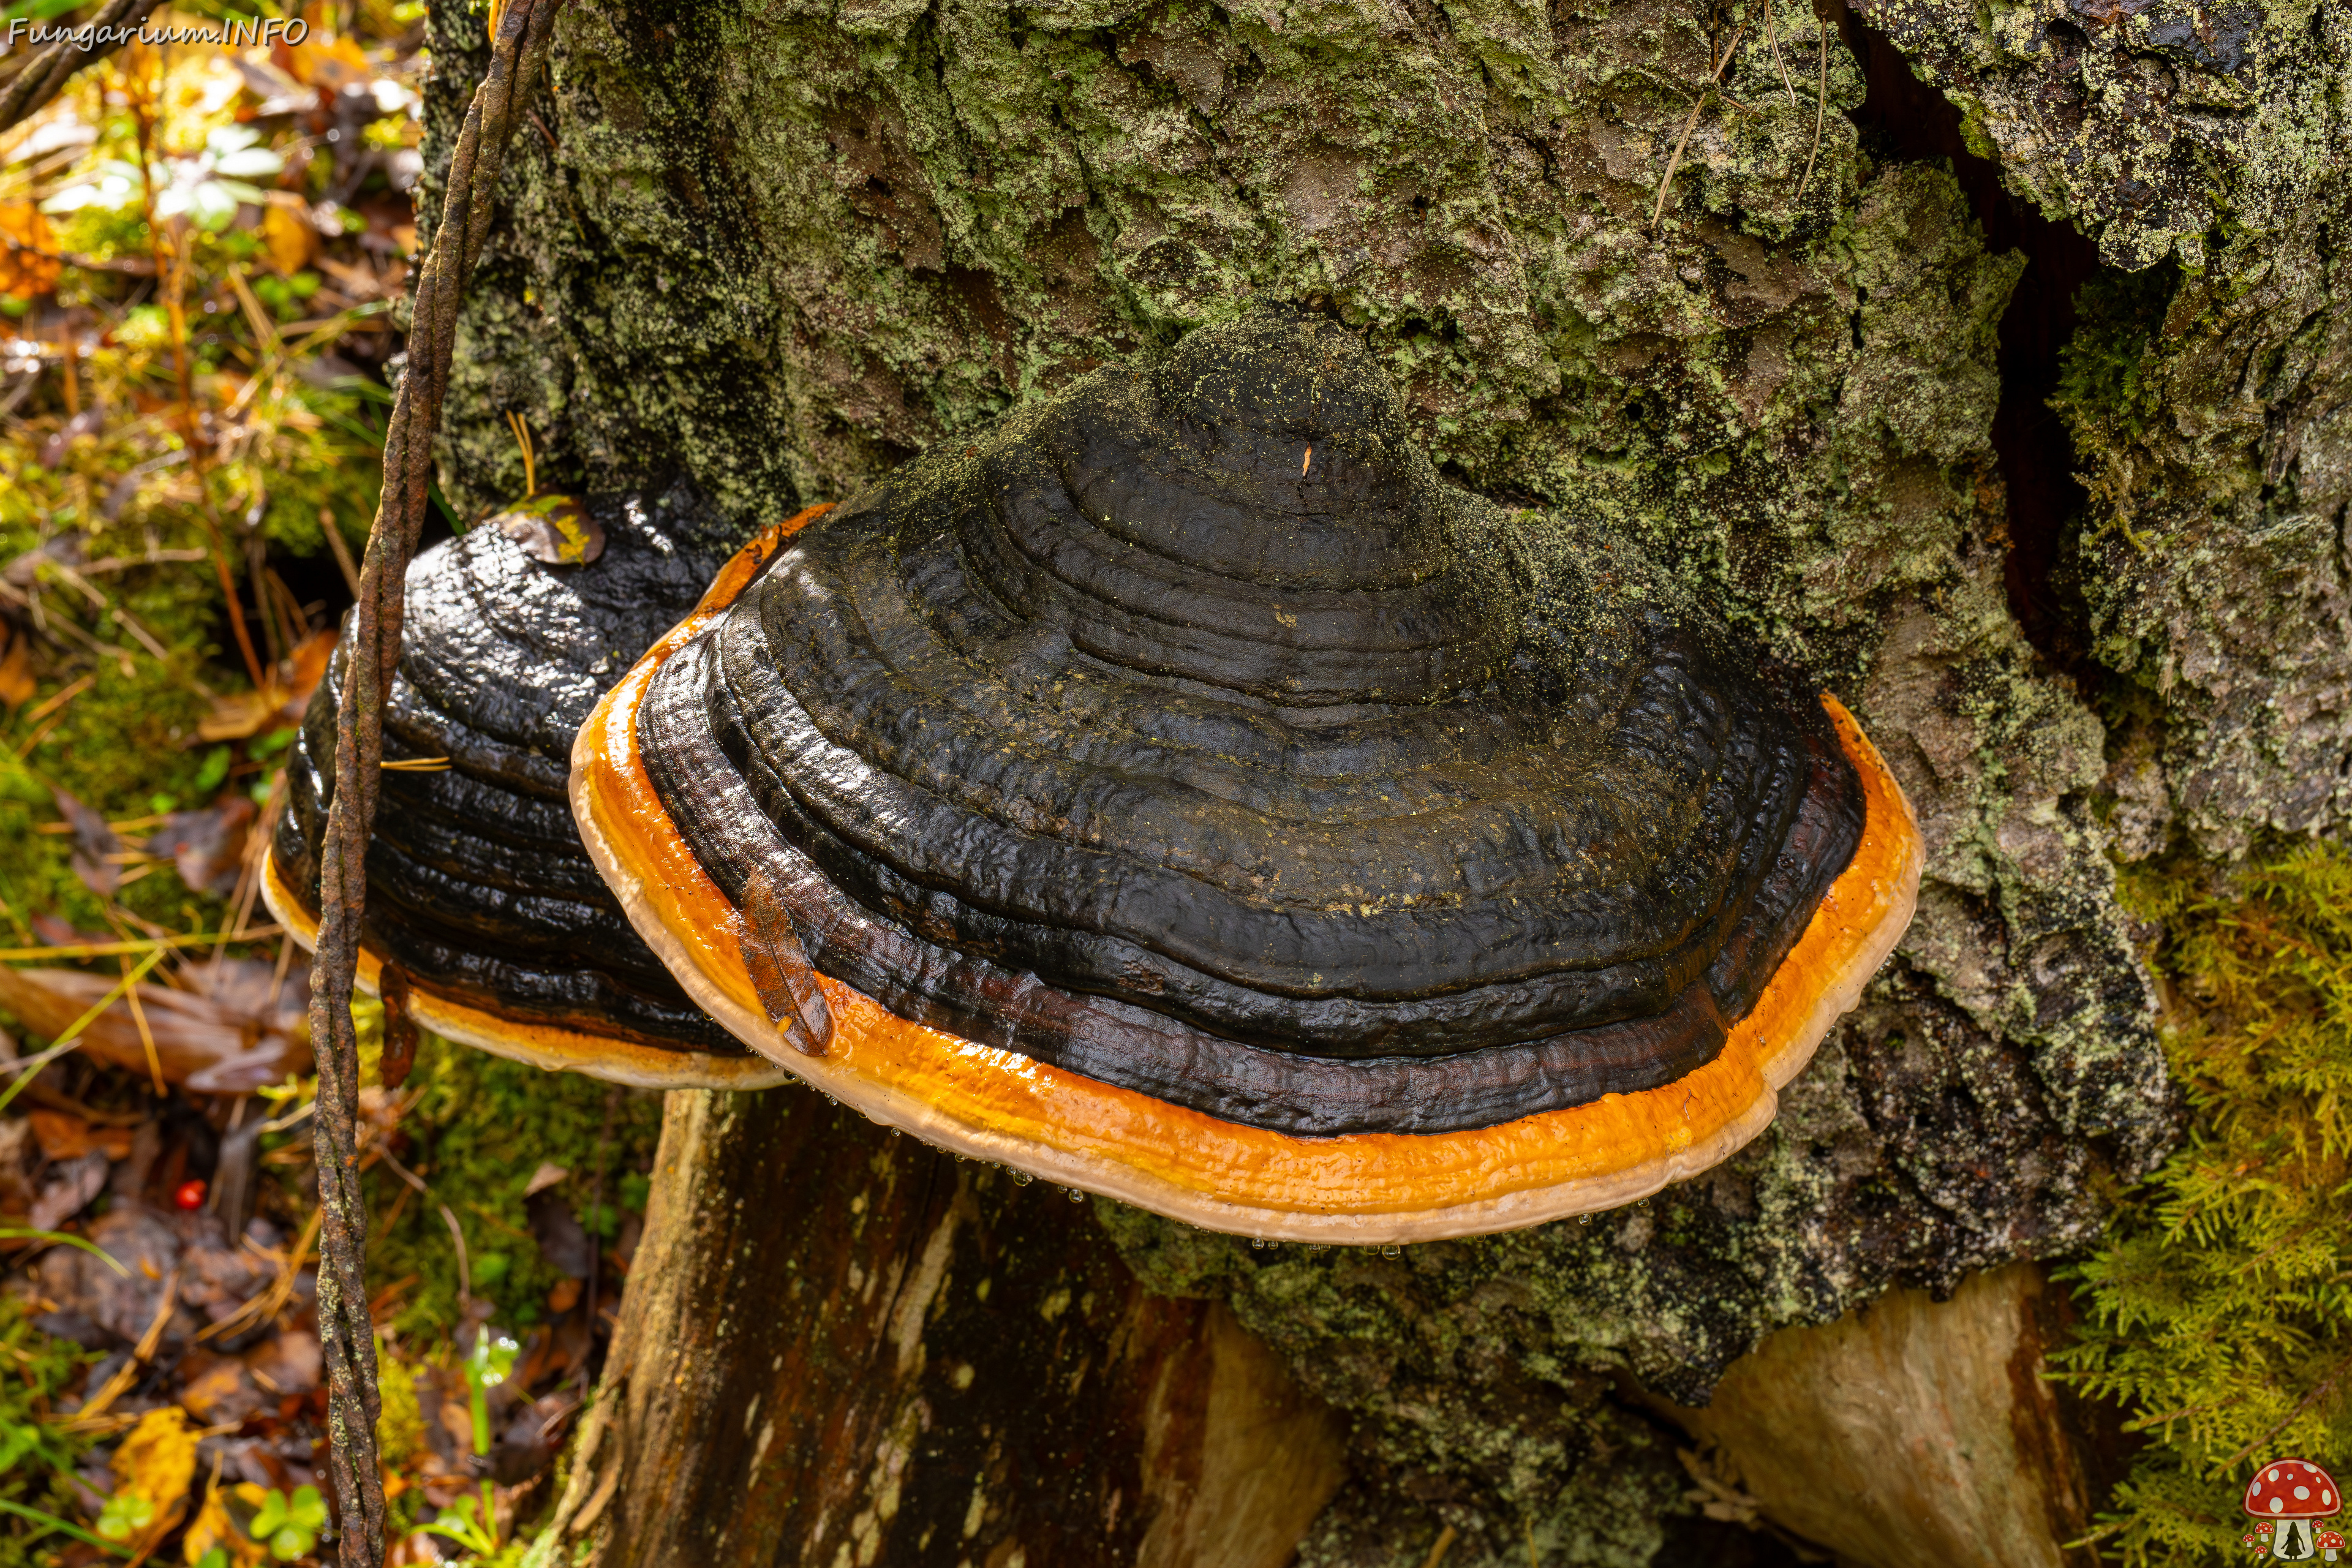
[2052,266,2177,448]
[375,1348,427,1468]
[2055,843,2352,1564]
[0,1295,98,1568]
[366,1033,663,1338]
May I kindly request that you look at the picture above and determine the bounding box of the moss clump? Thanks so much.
[2052,266,2177,450]
[0,1295,98,1568]
[2055,844,2352,1564]
[365,1033,663,1338]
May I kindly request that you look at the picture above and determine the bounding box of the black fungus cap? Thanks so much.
[630,311,1867,1134]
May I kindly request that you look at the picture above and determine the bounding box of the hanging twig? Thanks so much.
[1650,18,1749,232]
[305,0,570,1560]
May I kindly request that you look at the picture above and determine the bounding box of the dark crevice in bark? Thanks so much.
[1837,6,2111,685]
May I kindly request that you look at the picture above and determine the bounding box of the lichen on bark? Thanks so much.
[1855,0,2352,859]
[410,0,2234,1558]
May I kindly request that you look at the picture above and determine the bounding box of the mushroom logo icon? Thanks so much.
[2244,1460,2343,1559]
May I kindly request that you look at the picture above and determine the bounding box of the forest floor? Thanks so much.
[1,11,659,1566]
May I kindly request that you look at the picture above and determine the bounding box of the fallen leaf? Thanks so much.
[181,1475,257,1567]
[261,194,316,274]
[284,628,334,707]
[0,967,311,1093]
[146,796,257,897]
[0,202,59,296]
[30,912,109,948]
[28,1108,92,1161]
[36,1203,183,1344]
[198,630,336,741]
[197,957,310,1034]
[492,493,603,565]
[526,1188,595,1278]
[50,785,121,897]
[107,1406,200,1542]
[27,1150,107,1231]
[178,1351,264,1425]
[285,33,369,89]
[244,1327,320,1394]
[0,1117,36,1216]
[0,618,32,707]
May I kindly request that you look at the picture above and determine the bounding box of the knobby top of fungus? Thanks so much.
[572,311,1923,1240]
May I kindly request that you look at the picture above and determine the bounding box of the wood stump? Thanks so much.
[552,1088,1346,1567]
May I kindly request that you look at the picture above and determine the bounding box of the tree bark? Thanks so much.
[546,1088,1346,1566]
[413,0,2351,1556]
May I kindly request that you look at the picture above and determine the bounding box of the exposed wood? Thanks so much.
[565,1088,1346,1567]
[1672,1262,2120,1568]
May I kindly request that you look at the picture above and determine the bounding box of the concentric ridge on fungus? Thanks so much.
[573,312,1923,1238]
[264,481,788,1089]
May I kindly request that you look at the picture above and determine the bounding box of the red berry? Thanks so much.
[175,1180,207,1212]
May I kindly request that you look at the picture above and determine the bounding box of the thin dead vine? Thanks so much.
[1762,0,1796,103]
[304,0,570,1559]
[1798,13,1830,200]
[1651,18,1749,232]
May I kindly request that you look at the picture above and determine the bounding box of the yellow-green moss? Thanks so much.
[2056,845,2352,1564]
[363,1033,663,1338]
[0,1295,98,1568]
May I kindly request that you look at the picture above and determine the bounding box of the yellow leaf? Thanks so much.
[111,1407,200,1529]
[262,195,316,276]
[287,34,369,91]
[0,622,32,709]
[182,1478,247,1566]
[0,202,59,298]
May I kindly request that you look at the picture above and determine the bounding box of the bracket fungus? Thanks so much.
[573,313,1922,1240]
[265,483,788,1089]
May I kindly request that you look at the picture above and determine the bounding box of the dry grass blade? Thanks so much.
[1651,20,1749,231]
[63,1262,183,1430]
[119,954,166,1095]
[0,929,281,962]
[1798,15,1828,200]
[1762,0,1796,102]
[197,1204,323,1344]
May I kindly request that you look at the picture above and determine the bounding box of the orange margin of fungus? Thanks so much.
[261,806,791,1093]
[571,503,1926,1242]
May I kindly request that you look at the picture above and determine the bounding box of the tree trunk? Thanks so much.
[544,1088,1347,1567]
[416,0,2350,1555]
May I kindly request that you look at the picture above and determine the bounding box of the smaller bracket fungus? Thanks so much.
[572,312,1923,1240]
[265,483,788,1089]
